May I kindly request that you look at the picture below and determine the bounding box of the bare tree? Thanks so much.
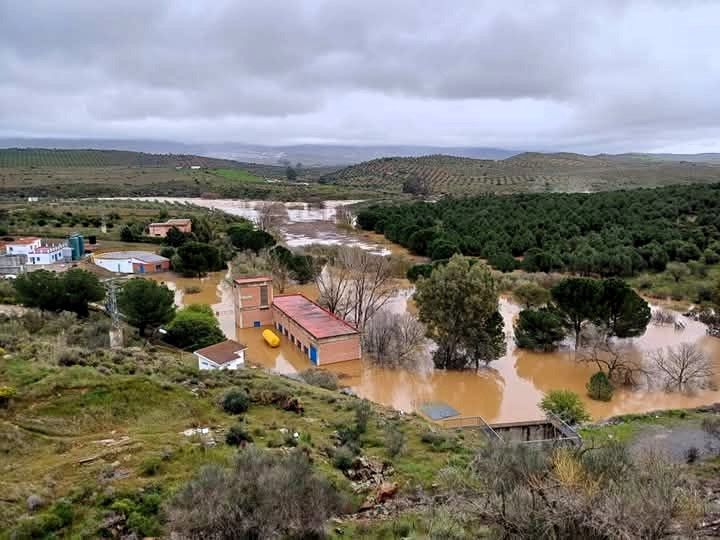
[315,247,397,330]
[315,264,353,319]
[363,310,430,369]
[230,251,270,280]
[576,325,648,386]
[255,202,287,233]
[267,251,290,293]
[648,342,714,392]
[343,247,396,330]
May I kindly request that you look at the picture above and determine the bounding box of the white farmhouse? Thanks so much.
[194,340,247,371]
[4,237,66,265]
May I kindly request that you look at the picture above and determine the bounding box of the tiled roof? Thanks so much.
[6,237,40,245]
[194,339,247,364]
[272,294,359,340]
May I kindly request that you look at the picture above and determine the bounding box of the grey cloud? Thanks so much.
[0,0,719,152]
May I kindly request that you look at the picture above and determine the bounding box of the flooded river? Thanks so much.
[142,197,720,423]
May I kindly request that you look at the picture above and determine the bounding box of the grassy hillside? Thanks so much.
[319,152,720,195]
[0,311,484,538]
[1,310,719,537]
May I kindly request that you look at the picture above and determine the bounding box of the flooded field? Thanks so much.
[132,197,417,258]
[136,197,720,423]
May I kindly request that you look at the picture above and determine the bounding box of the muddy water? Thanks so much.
[153,267,720,423]
[133,197,720,423]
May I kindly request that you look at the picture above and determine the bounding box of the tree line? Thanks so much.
[357,183,720,276]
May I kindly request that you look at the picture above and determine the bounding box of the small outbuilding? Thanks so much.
[148,219,192,238]
[92,251,170,274]
[194,340,247,371]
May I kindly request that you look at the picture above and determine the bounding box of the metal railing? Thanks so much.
[438,415,502,441]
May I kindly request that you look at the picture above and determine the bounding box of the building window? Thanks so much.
[155,264,162,271]
[259,285,268,307]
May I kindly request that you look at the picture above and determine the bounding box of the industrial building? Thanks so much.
[233,276,361,365]
[92,251,170,274]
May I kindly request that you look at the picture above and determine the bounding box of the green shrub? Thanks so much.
[352,400,372,435]
[140,456,163,477]
[332,445,356,471]
[406,264,433,282]
[0,385,16,408]
[586,371,614,402]
[539,390,590,425]
[300,369,338,390]
[226,424,253,446]
[383,423,405,458]
[222,388,250,415]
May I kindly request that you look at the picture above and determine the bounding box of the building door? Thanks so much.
[309,346,318,365]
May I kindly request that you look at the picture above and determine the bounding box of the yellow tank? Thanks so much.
[262,329,280,348]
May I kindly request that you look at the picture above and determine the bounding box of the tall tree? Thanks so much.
[62,269,105,317]
[597,277,651,338]
[415,255,504,369]
[165,304,225,350]
[14,269,104,317]
[514,308,566,352]
[551,277,602,348]
[175,242,224,277]
[118,278,175,336]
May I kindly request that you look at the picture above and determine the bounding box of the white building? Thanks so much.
[92,251,170,274]
[194,340,247,370]
[4,237,66,265]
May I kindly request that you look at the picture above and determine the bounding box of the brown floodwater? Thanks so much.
[134,197,720,423]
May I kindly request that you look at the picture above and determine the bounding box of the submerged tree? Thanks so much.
[315,246,396,330]
[551,277,602,348]
[649,343,714,392]
[514,307,566,352]
[363,310,429,369]
[414,255,504,369]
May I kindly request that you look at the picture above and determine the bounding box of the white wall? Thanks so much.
[196,350,245,371]
[27,249,65,265]
[94,257,134,273]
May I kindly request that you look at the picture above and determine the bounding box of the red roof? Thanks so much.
[272,294,358,340]
[7,237,40,245]
[194,339,247,364]
[234,275,272,285]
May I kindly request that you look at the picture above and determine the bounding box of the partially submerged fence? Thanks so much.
[438,412,582,447]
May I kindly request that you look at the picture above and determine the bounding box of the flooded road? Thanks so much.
[136,197,720,423]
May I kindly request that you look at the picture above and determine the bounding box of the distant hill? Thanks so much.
[0,138,518,166]
[0,148,245,169]
[319,152,720,195]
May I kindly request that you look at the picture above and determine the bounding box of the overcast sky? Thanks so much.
[1,0,719,153]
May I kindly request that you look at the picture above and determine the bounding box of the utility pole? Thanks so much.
[105,278,124,349]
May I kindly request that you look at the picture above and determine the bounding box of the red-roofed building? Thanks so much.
[232,277,361,365]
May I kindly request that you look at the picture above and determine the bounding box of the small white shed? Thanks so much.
[194,340,247,371]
